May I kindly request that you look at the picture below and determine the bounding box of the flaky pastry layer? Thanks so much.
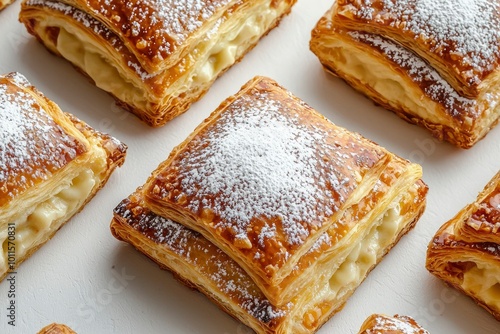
[111,177,426,334]
[19,0,296,126]
[357,314,429,334]
[0,72,126,282]
[426,171,500,321]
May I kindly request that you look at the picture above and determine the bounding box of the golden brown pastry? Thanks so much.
[0,0,14,10]
[310,0,500,148]
[426,171,500,321]
[19,0,296,126]
[38,323,76,334]
[111,76,428,333]
[0,72,126,282]
[358,314,429,334]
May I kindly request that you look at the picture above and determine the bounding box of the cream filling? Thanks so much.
[190,1,280,86]
[462,262,500,308]
[0,157,105,277]
[291,202,405,331]
[328,204,402,295]
[320,34,500,139]
[55,28,145,108]
[324,40,446,126]
[40,0,284,113]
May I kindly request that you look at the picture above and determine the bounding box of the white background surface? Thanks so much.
[0,0,499,333]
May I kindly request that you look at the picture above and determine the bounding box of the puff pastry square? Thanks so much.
[358,314,429,334]
[310,0,500,148]
[19,0,296,126]
[111,76,427,333]
[0,0,14,10]
[426,171,500,321]
[38,323,76,334]
[0,72,126,282]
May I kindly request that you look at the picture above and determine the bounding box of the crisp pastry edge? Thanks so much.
[455,171,500,244]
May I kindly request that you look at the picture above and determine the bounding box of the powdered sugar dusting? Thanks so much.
[115,197,290,323]
[368,314,429,333]
[177,94,373,246]
[0,73,84,206]
[148,0,230,39]
[151,82,383,270]
[348,31,478,118]
[344,0,500,85]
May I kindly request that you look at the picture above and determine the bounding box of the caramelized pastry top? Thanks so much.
[336,0,500,96]
[469,183,500,230]
[146,77,386,274]
[88,0,230,60]
[0,73,86,207]
[114,192,289,328]
[430,236,500,265]
[431,221,500,259]
[456,171,500,245]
